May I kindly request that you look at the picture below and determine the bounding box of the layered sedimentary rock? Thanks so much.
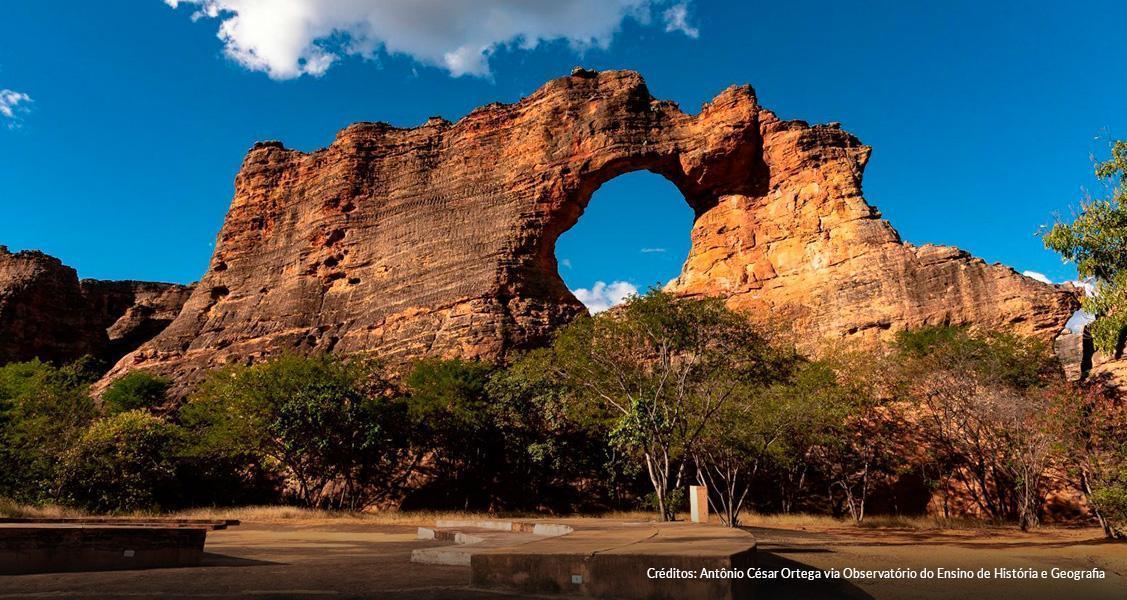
[0,246,192,366]
[100,69,1079,394]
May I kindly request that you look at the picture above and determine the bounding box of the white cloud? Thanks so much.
[1067,278,1096,297]
[571,280,638,313]
[662,3,699,38]
[640,247,667,253]
[1065,310,1095,335]
[1022,270,1052,284]
[164,0,696,80]
[0,89,32,127]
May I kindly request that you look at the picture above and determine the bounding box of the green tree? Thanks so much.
[0,359,96,502]
[691,359,858,526]
[542,291,786,521]
[1043,140,1127,354]
[56,410,179,512]
[181,354,412,509]
[486,351,614,511]
[102,371,171,415]
[403,358,499,510]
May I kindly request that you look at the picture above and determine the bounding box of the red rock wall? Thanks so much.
[0,246,192,367]
[98,69,1079,394]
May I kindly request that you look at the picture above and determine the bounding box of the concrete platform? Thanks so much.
[412,521,573,566]
[0,518,237,574]
[427,519,757,599]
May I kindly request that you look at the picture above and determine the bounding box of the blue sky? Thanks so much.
[1,2,1125,311]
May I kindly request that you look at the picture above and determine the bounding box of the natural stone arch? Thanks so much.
[98,69,1078,396]
[545,166,698,304]
[535,165,712,310]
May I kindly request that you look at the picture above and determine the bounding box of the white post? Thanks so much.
[689,485,709,523]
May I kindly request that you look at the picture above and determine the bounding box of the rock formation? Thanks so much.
[0,246,192,367]
[98,69,1079,394]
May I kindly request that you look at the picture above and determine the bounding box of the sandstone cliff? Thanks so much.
[98,69,1079,394]
[0,246,192,367]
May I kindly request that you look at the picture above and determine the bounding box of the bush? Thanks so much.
[102,371,171,414]
[56,410,180,512]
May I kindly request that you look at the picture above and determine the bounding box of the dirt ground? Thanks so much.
[0,519,1122,599]
[750,524,1126,599]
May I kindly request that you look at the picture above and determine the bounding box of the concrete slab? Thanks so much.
[0,518,242,574]
[469,520,756,599]
[412,528,546,566]
[0,525,208,575]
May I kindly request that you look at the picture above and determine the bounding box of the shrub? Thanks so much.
[102,371,171,414]
[56,410,179,512]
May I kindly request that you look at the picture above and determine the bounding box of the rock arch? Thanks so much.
[99,69,1078,395]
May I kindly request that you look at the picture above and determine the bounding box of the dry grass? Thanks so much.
[736,511,1002,531]
[0,498,88,519]
[167,507,675,525]
[0,498,1011,531]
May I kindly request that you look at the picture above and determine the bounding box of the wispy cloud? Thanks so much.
[640,247,667,253]
[571,280,638,313]
[662,3,699,38]
[164,1,698,80]
[1022,270,1052,284]
[0,89,32,128]
[560,258,572,269]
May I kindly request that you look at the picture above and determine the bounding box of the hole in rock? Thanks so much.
[554,171,694,314]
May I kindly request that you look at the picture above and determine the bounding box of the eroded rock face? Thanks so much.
[80,280,197,363]
[100,69,1079,394]
[0,246,192,367]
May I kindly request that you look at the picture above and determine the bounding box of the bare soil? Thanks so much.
[0,516,1121,599]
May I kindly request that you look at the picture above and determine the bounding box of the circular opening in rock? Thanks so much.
[554,171,694,313]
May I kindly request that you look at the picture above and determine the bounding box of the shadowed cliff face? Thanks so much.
[95,69,1079,396]
[0,246,193,367]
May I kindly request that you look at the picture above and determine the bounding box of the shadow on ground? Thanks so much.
[751,542,875,599]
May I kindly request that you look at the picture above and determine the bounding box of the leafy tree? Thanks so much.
[0,360,96,502]
[1043,140,1127,353]
[181,354,412,509]
[542,291,786,521]
[692,359,851,526]
[102,371,171,415]
[488,350,629,512]
[402,358,500,510]
[56,410,179,512]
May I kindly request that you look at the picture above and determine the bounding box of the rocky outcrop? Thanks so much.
[99,69,1079,394]
[0,247,104,365]
[80,280,197,363]
[0,246,192,367]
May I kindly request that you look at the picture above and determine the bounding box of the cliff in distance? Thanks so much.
[93,69,1078,394]
[0,246,192,368]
